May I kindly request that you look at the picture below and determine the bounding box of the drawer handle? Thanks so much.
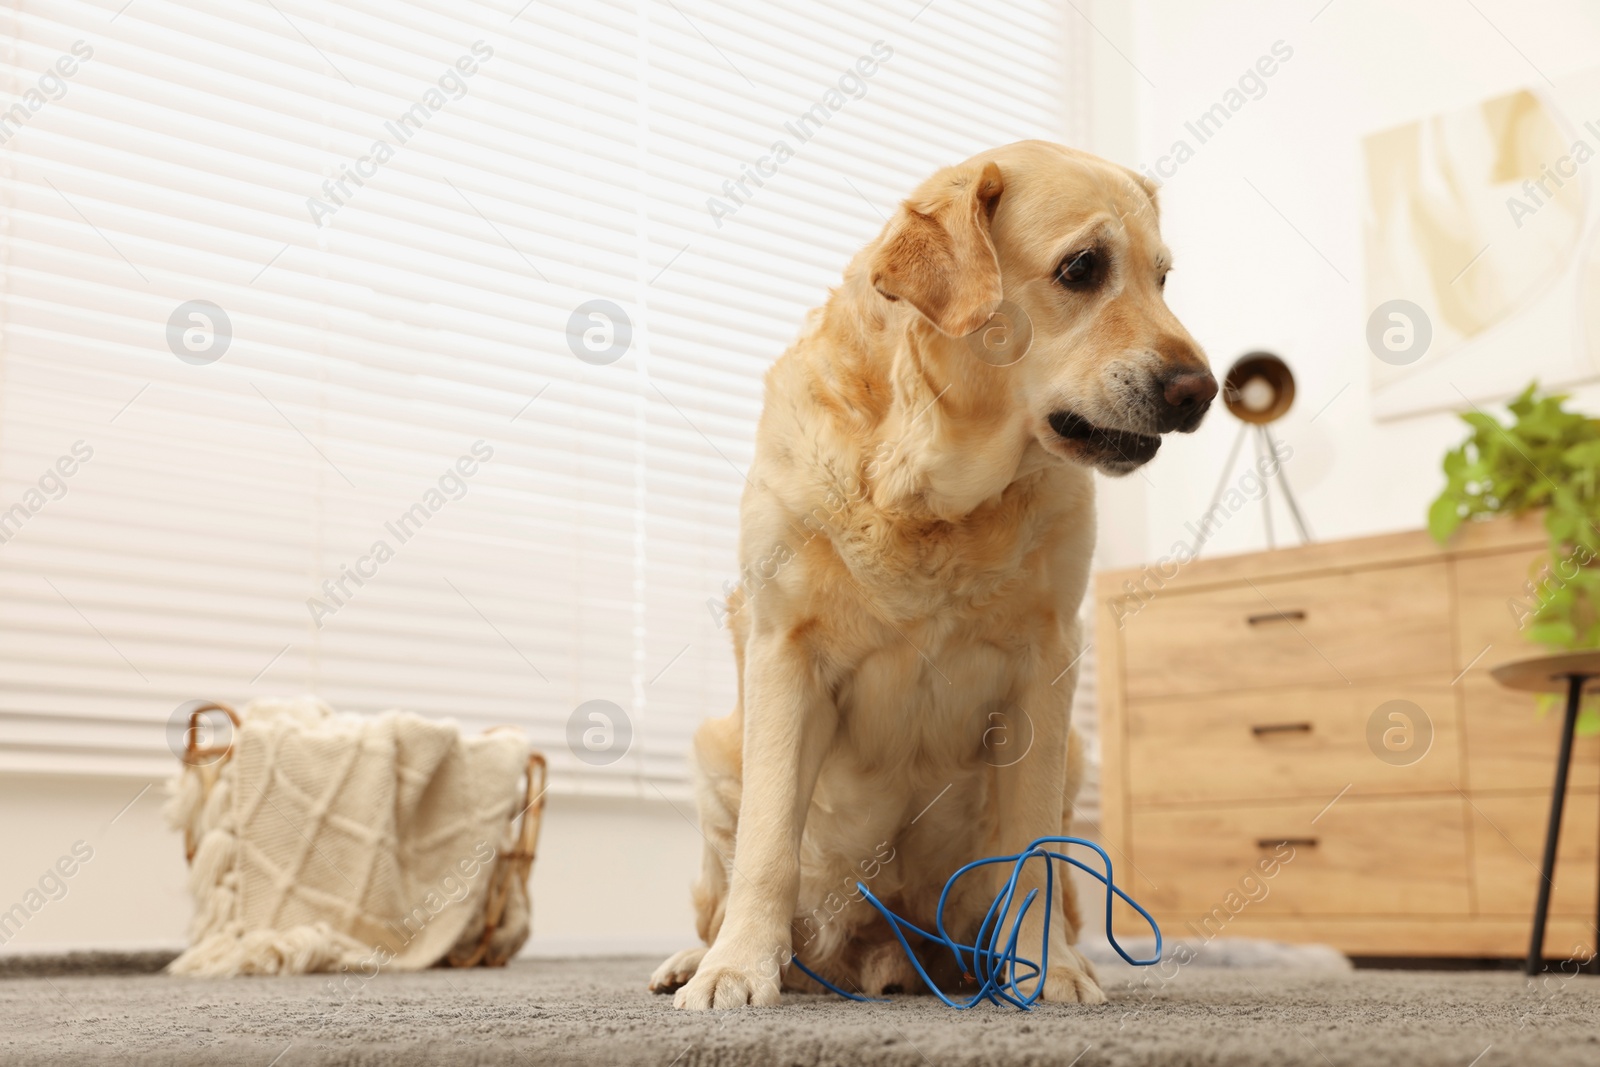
[1247,610,1306,626]
[1251,722,1313,737]
[1257,837,1318,849]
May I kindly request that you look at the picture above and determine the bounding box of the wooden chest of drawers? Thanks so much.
[1095,515,1600,957]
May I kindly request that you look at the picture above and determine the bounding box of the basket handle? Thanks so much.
[183,700,240,766]
[515,752,548,866]
[181,701,241,863]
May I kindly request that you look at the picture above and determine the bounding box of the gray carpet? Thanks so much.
[4,953,1599,1066]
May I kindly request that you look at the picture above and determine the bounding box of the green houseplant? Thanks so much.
[1429,382,1600,733]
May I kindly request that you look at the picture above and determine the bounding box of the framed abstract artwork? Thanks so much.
[1363,70,1600,419]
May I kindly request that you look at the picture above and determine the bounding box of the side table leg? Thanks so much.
[1527,674,1584,976]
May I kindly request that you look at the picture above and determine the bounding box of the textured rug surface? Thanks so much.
[5,954,1599,1066]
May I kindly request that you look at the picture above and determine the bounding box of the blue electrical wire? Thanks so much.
[788,835,1161,1009]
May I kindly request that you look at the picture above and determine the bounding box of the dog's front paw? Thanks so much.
[649,946,706,994]
[672,949,782,1010]
[1041,946,1106,1005]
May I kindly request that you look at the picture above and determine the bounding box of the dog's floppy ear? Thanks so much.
[869,161,1004,338]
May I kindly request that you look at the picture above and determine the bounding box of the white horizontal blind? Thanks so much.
[0,0,1072,792]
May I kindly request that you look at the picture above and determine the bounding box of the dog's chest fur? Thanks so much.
[820,461,1083,623]
[791,457,1092,771]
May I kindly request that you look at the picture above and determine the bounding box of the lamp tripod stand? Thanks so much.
[1190,352,1312,556]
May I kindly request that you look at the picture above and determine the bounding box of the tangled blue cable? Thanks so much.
[788,835,1160,1010]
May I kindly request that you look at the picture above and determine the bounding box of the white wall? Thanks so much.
[1096,0,1600,568]
[0,772,700,958]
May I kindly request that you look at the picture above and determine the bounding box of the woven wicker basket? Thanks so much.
[177,700,546,969]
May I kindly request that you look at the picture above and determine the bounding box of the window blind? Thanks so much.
[0,0,1075,793]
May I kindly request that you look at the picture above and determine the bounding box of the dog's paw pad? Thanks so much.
[672,960,781,1010]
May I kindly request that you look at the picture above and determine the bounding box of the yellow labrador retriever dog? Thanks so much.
[651,141,1214,1009]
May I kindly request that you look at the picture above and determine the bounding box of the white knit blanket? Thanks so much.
[165,697,530,977]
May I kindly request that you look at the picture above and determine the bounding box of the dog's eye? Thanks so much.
[1056,250,1101,290]
[1158,270,1169,290]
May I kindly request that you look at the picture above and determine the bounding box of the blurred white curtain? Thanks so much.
[0,0,1072,792]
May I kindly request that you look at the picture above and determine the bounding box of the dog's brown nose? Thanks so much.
[1163,370,1218,411]
[1156,369,1217,433]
